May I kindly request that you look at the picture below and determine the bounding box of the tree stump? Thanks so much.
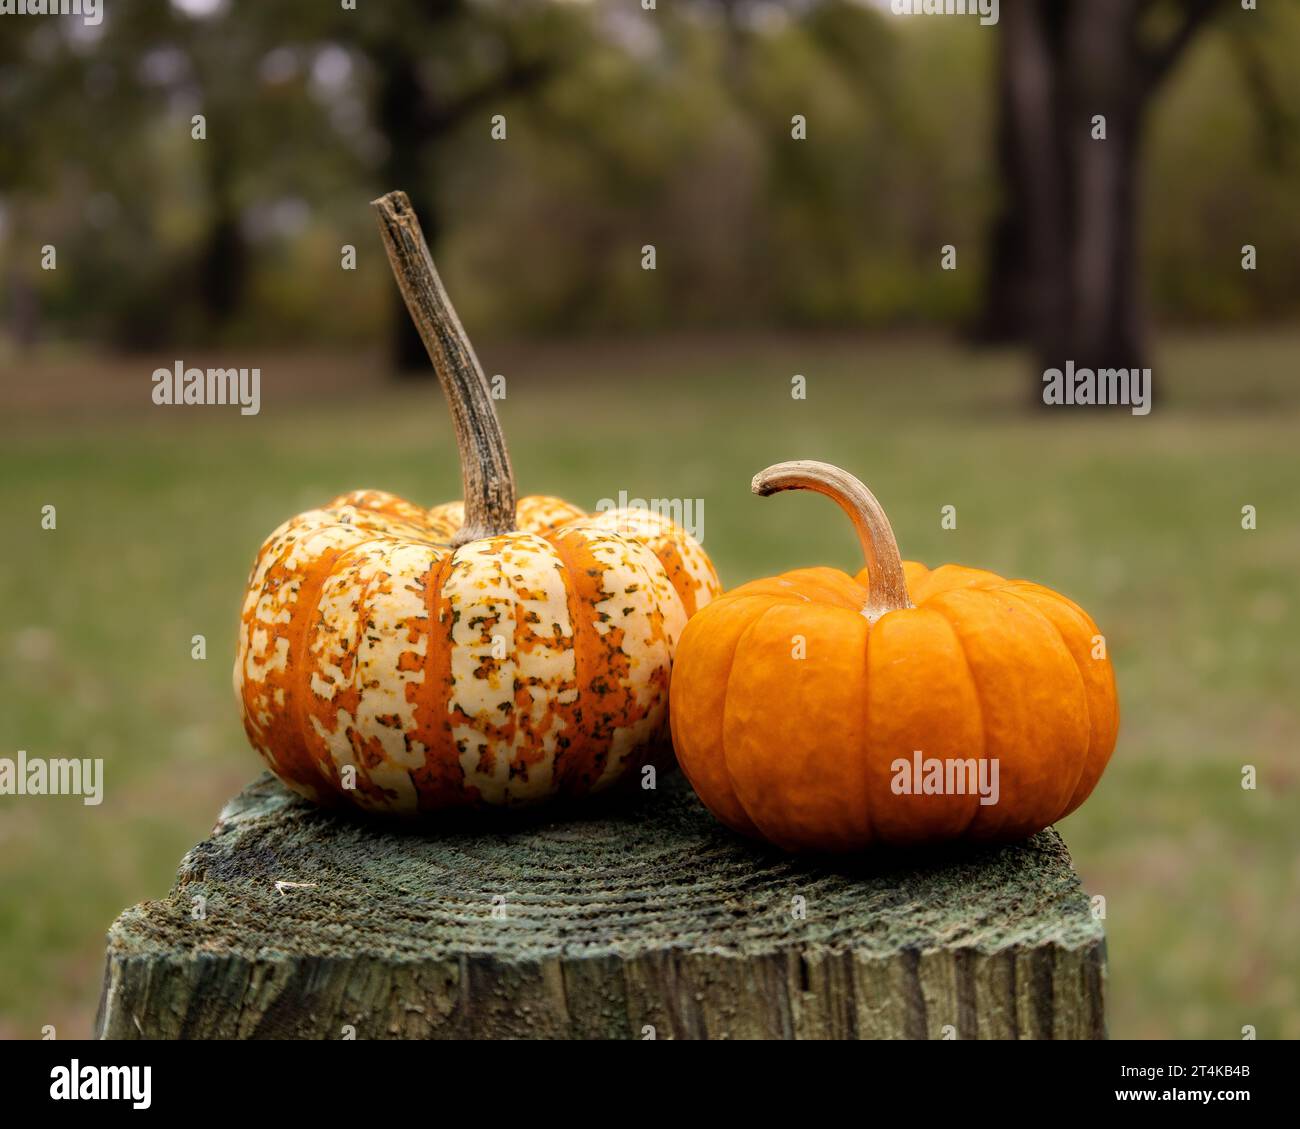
[96,772,1105,1039]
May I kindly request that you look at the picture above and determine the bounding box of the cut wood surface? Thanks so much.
[96,772,1105,1039]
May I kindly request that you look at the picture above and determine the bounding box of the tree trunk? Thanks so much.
[977,0,1222,383]
[978,0,1068,354]
[197,139,248,340]
[197,204,246,330]
[1060,0,1147,370]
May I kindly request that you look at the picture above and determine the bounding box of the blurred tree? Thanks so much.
[978,0,1230,372]
[0,20,91,348]
[2,0,1296,355]
[347,0,579,374]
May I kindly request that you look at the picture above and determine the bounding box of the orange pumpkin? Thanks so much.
[234,193,720,814]
[670,461,1118,851]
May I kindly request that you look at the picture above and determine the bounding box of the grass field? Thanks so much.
[2,331,1297,1039]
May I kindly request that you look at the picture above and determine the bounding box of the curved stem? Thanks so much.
[752,461,912,623]
[372,190,516,546]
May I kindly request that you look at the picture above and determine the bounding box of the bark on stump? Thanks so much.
[96,773,1105,1040]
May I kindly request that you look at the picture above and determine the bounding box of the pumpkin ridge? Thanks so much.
[411,551,467,809]
[858,606,876,845]
[702,603,769,832]
[238,521,385,796]
[545,528,626,796]
[726,569,864,609]
[592,528,684,789]
[785,567,867,608]
[442,534,562,803]
[712,589,832,613]
[500,533,580,801]
[516,495,587,536]
[1000,581,1118,819]
[321,541,392,803]
[935,586,1091,838]
[617,534,691,784]
[569,507,719,618]
[668,599,765,838]
[997,579,1094,624]
[719,600,796,843]
[907,563,1008,603]
[285,547,350,797]
[653,535,698,616]
[520,532,587,798]
[998,588,1093,822]
[306,539,442,811]
[925,601,988,839]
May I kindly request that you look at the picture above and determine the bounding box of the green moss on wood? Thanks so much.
[97,773,1105,1040]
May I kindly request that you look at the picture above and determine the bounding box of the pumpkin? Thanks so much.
[669,460,1118,851]
[234,192,721,813]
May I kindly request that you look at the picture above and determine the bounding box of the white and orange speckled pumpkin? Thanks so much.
[233,193,721,814]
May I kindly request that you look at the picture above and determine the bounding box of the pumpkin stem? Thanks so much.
[372,190,516,546]
[752,461,913,623]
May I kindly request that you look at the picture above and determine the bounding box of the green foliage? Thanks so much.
[1145,2,1300,322]
[1,1,1297,346]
